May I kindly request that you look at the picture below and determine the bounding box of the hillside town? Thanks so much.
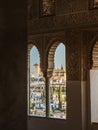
[29,63,66,119]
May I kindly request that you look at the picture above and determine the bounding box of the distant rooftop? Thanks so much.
[33,63,39,66]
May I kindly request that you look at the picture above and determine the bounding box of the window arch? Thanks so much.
[28,41,66,120]
[47,42,66,119]
[47,41,60,76]
[90,40,98,123]
[27,44,46,117]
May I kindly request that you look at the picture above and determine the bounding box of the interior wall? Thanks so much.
[0,0,98,130]
[27,30,98,130]
[28,0,98,34]
[0,44,27,130]
[27,30,84,130]
[0,1,27,130]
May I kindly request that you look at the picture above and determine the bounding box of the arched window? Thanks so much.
[28,42,66,120]
[48,42,66,119]
[28,45,46,117]
[90,41,98,123]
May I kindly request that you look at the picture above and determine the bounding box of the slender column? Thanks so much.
[27,47,30,115]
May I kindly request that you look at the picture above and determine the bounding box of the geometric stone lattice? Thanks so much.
[92,41,98,69]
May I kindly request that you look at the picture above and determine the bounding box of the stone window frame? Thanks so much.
[46,40,66,119]
[27,43,41,116]
[87,34,98,130]
[27,40,67,120]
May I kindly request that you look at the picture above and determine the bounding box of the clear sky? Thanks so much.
[30,46,40,74]
[30,43,66,73]
[54,43,66,70]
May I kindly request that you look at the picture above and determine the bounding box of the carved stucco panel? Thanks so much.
[66,30,81,81]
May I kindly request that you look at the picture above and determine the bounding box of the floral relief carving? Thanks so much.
[28,10,98,34]
[66,30,80,81]
[67,50,80,80]
[40,0,55,16]
[86,32,98,69]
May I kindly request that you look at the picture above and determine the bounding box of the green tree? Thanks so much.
[59,85,63,109]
